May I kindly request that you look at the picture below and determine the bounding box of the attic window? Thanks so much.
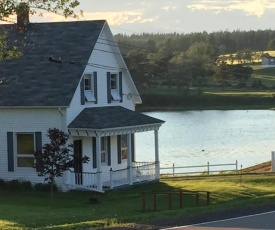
[110,73,121,101]
[84,74,96,102]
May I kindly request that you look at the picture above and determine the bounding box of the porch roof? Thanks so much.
[68,106,164,135]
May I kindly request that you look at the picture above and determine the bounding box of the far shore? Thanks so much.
[136,105,275,112]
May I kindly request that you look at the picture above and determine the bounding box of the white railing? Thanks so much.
[109,162,157,189]
[160,161,238,176]
[65,171,97,189]
[110,168,128,189]
[133,162,156,182]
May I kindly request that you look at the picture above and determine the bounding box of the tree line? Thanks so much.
[115,30,275,91]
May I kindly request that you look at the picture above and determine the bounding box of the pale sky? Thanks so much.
[7,0,275,35]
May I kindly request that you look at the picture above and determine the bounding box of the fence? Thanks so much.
[160,160,238,176]
[141,190,210,211]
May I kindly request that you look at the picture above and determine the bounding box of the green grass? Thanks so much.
[2,174,275,229]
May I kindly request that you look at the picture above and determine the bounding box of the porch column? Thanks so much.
[127,133,133,185]
[154,129,160,179]
[96,136,102,191]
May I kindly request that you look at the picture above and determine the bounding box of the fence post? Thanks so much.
[236,160,238,171]
[168,193,172,210]
[272,151,275,172]
[110,168,113,189]
[206,192,210,205]
[240,164,243,186]
[195,194,199,206]
[153,192,157,211]
[179,191,183,209]
[142,192,146,211]
[173,163,175,176]
[207,162,210,175]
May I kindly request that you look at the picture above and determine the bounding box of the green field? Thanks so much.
[2,174,275,229]
[137,65,275,111]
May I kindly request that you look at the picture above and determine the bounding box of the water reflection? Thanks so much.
[136,110,275,169]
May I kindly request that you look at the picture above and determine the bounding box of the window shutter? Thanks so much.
[92,137,97,169]
[131,133,135,162]
[35,132,42,172]
[7,132,14,172]
[107,136,111,166]
[80,77,85,105]
[117,135,121,164]
[107,72,111,103]
[93,72,98,104]
[119,72,123,103]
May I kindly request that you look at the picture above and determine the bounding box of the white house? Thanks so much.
[262,55,275,68]
[0,7,164,192]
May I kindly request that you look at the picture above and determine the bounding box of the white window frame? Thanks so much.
[110,73,121,101]
[121,135,127,160]
[84,73,96,102]
[16,132,35,168]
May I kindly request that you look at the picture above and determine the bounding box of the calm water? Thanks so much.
[136,110,275,169]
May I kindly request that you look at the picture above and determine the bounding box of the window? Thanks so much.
[121,135,127,160]
[17,133,35,167]
[101,137,107,164]
[110,73,121,101]
[84,74,96,102]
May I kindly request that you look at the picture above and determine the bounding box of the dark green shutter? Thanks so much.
[119,72,123,103]
[92,137,97,169]
[107,72,111,103]
[35,132,42,172]
[93,72,98,104]
[107,136,111,166]
[131,134,135,162]
[117,135,121,164]
[7,132,14,172]
[80,77,85,105]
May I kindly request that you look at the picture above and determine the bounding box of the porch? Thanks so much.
[67,106,165,192]
[63,161,157,192]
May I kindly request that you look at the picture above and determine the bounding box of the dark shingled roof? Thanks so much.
[68,106,165,130]
[0,20,105,107]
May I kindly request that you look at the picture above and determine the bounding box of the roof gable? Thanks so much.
[0,20,105,107]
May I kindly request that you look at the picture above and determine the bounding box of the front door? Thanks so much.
[74,140,83,185]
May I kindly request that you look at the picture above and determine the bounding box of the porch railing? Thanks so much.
[65,161,157,190]
[109,162,156,189]
[65,171,98,189]
[110,168,128,189]
[133,162,156,182]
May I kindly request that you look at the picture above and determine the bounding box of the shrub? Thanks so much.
[0,179,7,189]
[21,181,33,191]
[34,183,58,192]
[6,180,22,191]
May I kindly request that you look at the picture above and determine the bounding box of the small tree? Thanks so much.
[34,128,89,200]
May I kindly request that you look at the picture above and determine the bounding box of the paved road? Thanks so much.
[162,211,275,230]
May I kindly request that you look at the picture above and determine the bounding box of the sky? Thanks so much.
[6,0,275,35]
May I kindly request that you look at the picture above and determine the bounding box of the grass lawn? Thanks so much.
[2,174,275,229]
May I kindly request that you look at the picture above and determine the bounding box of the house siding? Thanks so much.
[67,25,134,125]
[0,108,66,186]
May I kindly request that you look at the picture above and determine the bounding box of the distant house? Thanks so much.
[262,55,275,67]
[0,5,164,192]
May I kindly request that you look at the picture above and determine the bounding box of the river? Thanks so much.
[135,110,275,171]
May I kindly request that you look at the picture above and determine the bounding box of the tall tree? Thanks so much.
[0,0,81,60]
[0,0,81,20]
[268,39,275,50]
[213,61,232,89]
